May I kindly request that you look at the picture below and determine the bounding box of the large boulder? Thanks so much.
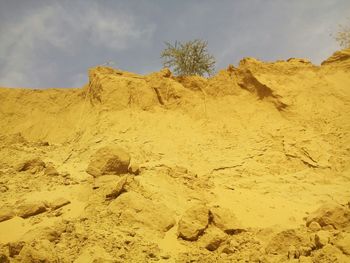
[178,204,209,241]
[86,146,130,177]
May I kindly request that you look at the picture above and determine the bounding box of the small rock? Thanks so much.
[210,206,244,234]
[308,221,321,231]
[105,175,129,200]
[16,201,47,218]
[221,239,239,254]
[0,254,9,263]
[0,207,15,222]
[61,172,70,178]
[73,245,114,263]
[44,164,59,176]
[200,227,227,251]
[160,253,171,259]
[36,141,49,146]
[287,245,299,259]
[0,185,8,193]
[322,224,335,231]
[16,158,46,172]
[315,230,331,248]
[108,191,175,233]
[18,240,59,263]
[265,229,313,255]
[21,225,64,243]
[178,204,209,241]
[8,241,25,257]
[128,163,140,175]
[299,246,312,257]
[49,198,70,210]
[86,146,130,177]
[335,233,350,255]
[312,244,349,262]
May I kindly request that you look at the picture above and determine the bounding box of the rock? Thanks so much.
[306,203,350,229]
[16,201,47,218]
[17,158,46,173]
[44,164,59,176]
[265,229,313,255]
[312,244,349,263]
[0,254,9,263]
[322,225,335,231]
[86,146,130,177]
[308,221,321,232]
[210,206,244,234]
[18,239,59,263]
[8,241,25,257]
[221,239,239,254]
[178,204,209,241]
[108,191,175,233]
[287,245,299,259]
[315,230,331,248]
[74,245,114,263]
[199,227,227,251]
[128,163,140,175]
[105,175,129,200]
[36,141,49,146]
[21,226,63,243]
[0,206,15,222]
[0,185,8,193]
[49,198,70,210]
[335,232,350,255]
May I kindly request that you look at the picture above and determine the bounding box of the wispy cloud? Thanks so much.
[0,2,155,87]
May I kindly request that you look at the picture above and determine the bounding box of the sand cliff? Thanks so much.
[0,49,349,262]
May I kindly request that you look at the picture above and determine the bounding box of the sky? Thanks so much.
[0,0,349,88]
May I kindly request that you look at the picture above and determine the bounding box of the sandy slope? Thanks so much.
[0,49,349,262]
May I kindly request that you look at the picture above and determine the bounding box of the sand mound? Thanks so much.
[0,49,350,262]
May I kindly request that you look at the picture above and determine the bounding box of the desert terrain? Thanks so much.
[0,49,350,262]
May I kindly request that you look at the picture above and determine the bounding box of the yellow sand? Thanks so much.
[0,49,349,262]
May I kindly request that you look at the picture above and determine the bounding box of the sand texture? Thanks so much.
[0,49,350,262]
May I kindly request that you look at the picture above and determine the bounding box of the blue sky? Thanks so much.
[0,0,349,88]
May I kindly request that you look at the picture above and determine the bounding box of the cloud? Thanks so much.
[0,2,155,87]
[0,0,349,87]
